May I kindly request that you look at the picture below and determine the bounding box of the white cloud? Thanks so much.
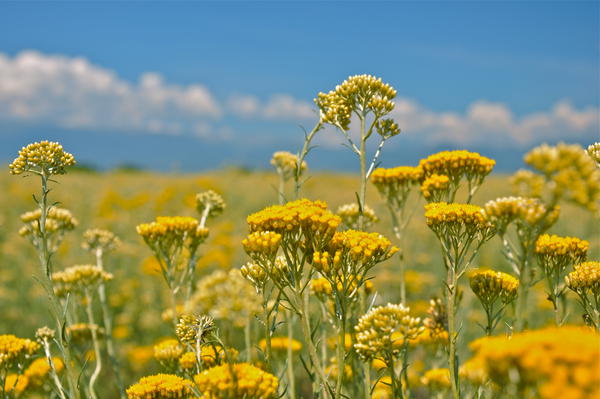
[390,98,599,147]
[228,94,316,120]
[0,50,221,134]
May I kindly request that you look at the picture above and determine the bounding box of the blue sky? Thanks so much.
[0,1,598,171]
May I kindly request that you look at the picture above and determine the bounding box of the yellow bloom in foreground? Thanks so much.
[126,374,194,399]
[424,202,488,228]
[467,326,600,399]
[0,334,40,368]
[259,337,302,354]
[194,363,278,399]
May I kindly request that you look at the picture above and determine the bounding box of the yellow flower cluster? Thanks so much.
[424,203,490,238]
[4,374,29,395]
[82,228,120,253]
[420,174,450,202]
[524,143,600,212]
[354,303,423,361]
[270,151,307,180]
[315,75,397,132]
[336,203,378,230]
[246,199,340,238]
[565,261,600,294]
[371,166,422,208]
[137,216,209,248]
[469,269,519,306]
[178,346,238,370]
[459,357,487,387]
[312,230,396,281]
[535,234,589,270]
[154,339,184,368]
[421,368,450,391]
[242,231,282,257]
[51,265,113,296]
[19,207,78,237]
[411,326,448,347]
[194,363,278,399]
[189,270,261,328]
[9,140,76,175]
[24,357,64,389]
[126,374,194,399]
[175,314,215,345]
[310,277,374,300]
[0,334,39,367]
[484,196,559,234]
[467,326,600,399]
[419,150,495,182]
[587,142,600,164]
[196,190,226,219]
[259,337,302,354]
[240,262,267,289]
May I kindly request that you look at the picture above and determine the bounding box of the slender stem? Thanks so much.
[95,250,126,399]
[334,316,346,399]
[245,316,252,362]
[199,204,211,228]
[263,298,273,371]
[286,310,296,398]
[41,338,68,399]
[278,172,286,205]
[389,356,399,399]
[446,265,460,399]
[358,116,368,228]
[294,122,323,198]
[84,291,102,399]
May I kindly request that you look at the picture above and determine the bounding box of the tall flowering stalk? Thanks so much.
[82,229,125,398]
[51,265,113,399]
[484,197,560,330]
[535,234,588,324]
[371,166,422,303]
[424,203,495,399]
[9,141,80,399]
[136,216,209,326]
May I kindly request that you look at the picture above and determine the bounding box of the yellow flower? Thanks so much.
[9,140,75,175]
[0,334,40,368]
[137,216,209,252]
[566,261,600,293]
[536,234,588,269]
[467,326,600,399]
[4,374,29,395]
[126,374,194,399]
[178,346,238,371]
[175,314,215,345]
[354,303,423,362]
[419,150,495,184]
[371,166,422,209]
[510,169,545,198]
[325,357,353,382]
[424,202,488,228]
[420,174,450,202]
[24,357,64,389]
[66,323,104,343]
[242,231,282,257]
[259,337,302,354]
[469,269,519,306]
[587,142,600,165]
[194,363,278,399]
[153,339,184,368]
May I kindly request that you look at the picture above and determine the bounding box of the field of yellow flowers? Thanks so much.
[1,75,599,399]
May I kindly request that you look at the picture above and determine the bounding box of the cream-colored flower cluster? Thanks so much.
[587,142,600,165]
[51,265,113,296]
[175,314,215,345]
[188,269,261,327]
[484,196,559,235]
[19,208,78,251]
[315,74,397,133]
[354,303,423,362]
[336,203,378,230]
[271,151,307,181]
[195,190,226,220]
[82,228,120,253]
[9,141,75,175]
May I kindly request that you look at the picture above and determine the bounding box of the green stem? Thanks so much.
[84,291,101,399]
[286,310,296,399]
[263,299,273,371]
[446,266,460,399]
[334,317,346,399]
[389,356,400,399]
[294,122,323,198]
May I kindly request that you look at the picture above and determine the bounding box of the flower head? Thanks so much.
[354,303,423,362]
[0,334,40,368]
[196,190,226,220]
[271,151,307,180]
[126,374,194,399]
[469,269,519,307]
[535,234,588,273]
[565,261,600,295]
[259,337,302,355]
[175,315,215,345]
[24,357,64,389]
[484,196,559,235]
[419,150,495,188]
[587,142,600,165]
[371,166,422,208]
[9,141,75,175]
[420,174,451,203]
[82,228,120,253]
[51,265,113,296]
[421,368,451,392]
[336,203,378,230]
[194,363,278,399]
[153,339,184,369]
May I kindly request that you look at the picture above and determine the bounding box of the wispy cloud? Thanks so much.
[228,94,316,120]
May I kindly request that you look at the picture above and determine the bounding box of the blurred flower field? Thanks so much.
[1,75,599,399]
